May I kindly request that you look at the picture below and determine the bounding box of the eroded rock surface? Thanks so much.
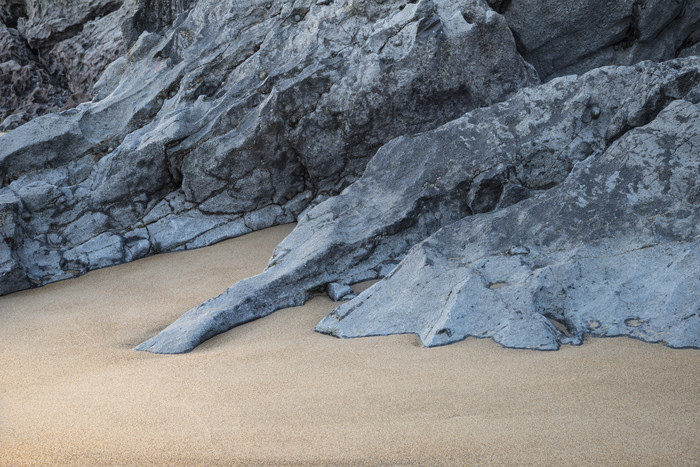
[136,58,700,353]
[494,0,700,80]
[0,0,134,130]
[0,0,538,293]
[318,98,700,350]
[1,0,699,353]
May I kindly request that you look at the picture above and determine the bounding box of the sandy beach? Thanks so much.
[1,224,698,465]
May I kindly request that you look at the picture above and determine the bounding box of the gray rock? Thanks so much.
[2,1,699,355]
[0,191,30,294]
[0,23,70,129]
[0,0,538,294]
[327,282,354,302]
[0,0,135,129]
[494,0,700,80]
[319,98,700,350]
[136,58,700,353]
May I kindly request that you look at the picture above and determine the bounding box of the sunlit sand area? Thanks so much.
[1,224,698,465]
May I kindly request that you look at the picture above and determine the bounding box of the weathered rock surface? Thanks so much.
[0,0,134,130]
[0,0,539,293]
[0,22,69,130]
[318,99,700,350]
[493,0,700,80]
[1,0,699,353]
[136,58,700,353]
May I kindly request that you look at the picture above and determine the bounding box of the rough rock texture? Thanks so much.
[318,99,700,350]
[136,58,700,353]
[493,0,700,80]
[1,0,699,353]
[0,0,135,130]
[0,0,539,293]
[0,22,70,130]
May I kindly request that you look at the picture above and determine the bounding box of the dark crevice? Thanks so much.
[508,26,527,59]
[469,178,504,214]
[2,0,27,29]
[604,72,700,146]
[164,137,188,188]
[613,20,640,52]
[125,0,196,48]
[485,0,512,15]
[675,30,700,57]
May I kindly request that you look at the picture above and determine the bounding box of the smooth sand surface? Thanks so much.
[1,224,699,465]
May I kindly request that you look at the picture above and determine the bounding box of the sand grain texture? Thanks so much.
[1,224,699,465]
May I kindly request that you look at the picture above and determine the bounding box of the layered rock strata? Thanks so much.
[0,0,539,294]
[136,58,700,353]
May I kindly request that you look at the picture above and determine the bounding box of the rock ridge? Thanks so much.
[0,0,698,353]
[136,58,700,353]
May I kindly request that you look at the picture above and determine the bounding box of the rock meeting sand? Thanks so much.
[1,224,698,465]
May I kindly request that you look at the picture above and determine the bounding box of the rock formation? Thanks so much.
[136,58,700,353]
[0,0,136,130]
[494,0,700,80]
[0,0,699,352]
[0,0,539,294]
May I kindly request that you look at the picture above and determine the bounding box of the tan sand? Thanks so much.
[1,223,698,465]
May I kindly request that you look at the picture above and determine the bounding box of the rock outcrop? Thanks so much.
[0,0,135,130]
[494,0,700,80]
[1,0,699,353]
[318,98,700,350]
[0,0,539,293]
[136,58,700,353]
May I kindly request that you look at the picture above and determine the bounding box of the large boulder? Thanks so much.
[0,0,538,293]
[136,58,700,353]
[318,98,700,350]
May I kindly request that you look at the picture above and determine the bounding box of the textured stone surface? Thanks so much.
[136,58,700,353]
[0,0,134,130]
[1,0,699,353]
[0,0,538,293]
[318,99,700,350]
[495,0,700,80]
[0,23,70,129]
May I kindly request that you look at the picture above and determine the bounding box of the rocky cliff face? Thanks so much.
[0,0,540,294]
[495,0,700,80]
[1,0,699,352]
[0,0,135,130]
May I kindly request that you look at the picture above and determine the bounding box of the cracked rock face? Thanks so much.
[136,58,700,353]
[495,0,700,80]
[318,98,700,350]
[1,0,699,353]
[0,0,134,130]
[0,0,539,293]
